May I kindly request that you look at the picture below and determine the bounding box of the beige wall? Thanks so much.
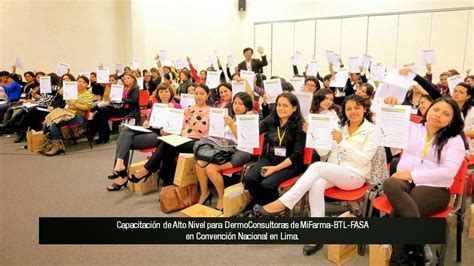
[0,0,127,73]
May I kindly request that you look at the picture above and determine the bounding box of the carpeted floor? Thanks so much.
[0,134,473,265]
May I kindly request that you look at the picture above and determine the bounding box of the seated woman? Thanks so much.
[195,92,255,210]
[128,84,211,185]
[88,73,139,144]
[244,93,306,207]
[107,83,181,191]
[41,75,93,155]
[254,95,378,256]
[382,97,465,264]
[214,83,232,109]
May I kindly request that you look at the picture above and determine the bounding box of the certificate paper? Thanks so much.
[116,64,125,75]
[422,49,437,65]
[164,108,185,135]
[130,59,140,70]
[371,63,385,81]
[231,80,246,98]
[110,84,124,103]
[209,108,227,138]
[292,51,302,65]
[373,83,409,105]
[326,51,339,65]
[361,54,372,69]
[136,77,144,90]
[305,114,333,150]
[175,59,187,70]
[263,79,283,104]
[149,103,169,128]
[97,67,110,84]
[289,77,305,92]
[347,57,361,73]
[236,114,259,148]
[329,68,349,88]
[240,70,255,91]
[306,61,319,77]
[180,93,196,108]
[294,91,313,117]
[63,81,78,100]
[55,62,69,76]
[39,76,52,94]
[227,55,235,68]
[206,70,222,89]
[376,105,410,149]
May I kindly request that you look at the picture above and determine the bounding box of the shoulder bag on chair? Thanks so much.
[193,137,236,167]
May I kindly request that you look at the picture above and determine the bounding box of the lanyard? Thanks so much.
[421,135,433,162]
[346,126,361,142]
[277,127,286,146]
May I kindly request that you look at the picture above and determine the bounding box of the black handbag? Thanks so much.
[193,137,236,167]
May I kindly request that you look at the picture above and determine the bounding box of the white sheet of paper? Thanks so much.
[110,84,124,103]
[39,76,52,94]
[326,51,339,65]
[348,57,361,73]
[206,70,222,88]
[376,105,410,149]
[203,57,213,69]
[361,54,372,69]
[116,63,124,75]
[227,55,235,68]
[96,67,110,84]
[130,59,140,70]
[180,93,196,108]
[289,77,305,92]
[240,70,255,92]
[305,114,333,150]
[159,50,168,61]
[175,59,187,70]
[22,102,38,108]
[63,81,78,100]
[373,82,409,104]
[292,51,302,65]
[384,69,416,91]
[307,61,319,77]
[136,77,144,90]
[55,62,69,76]
[371,63,385,81]
[164,108,185,135]
[209,108,227,138]
[14,56,23,69]
[231,80,246,98]
[79,72,91,80]
[125,124,152,133]
[448,75,465,96]
[294,91,313,117]
[422,49,437,65]
[329,68,349,87]
[149,103,169,128]
[264,79,283,104]
[402,62,418,74]
[236,114,259,148]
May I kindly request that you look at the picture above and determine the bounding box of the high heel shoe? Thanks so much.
[107,169,128,180]
[199,192,213,205]
[253,204,289,217]
[106,180,128,191]
[128,172,152,183]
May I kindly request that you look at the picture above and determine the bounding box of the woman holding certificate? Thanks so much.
[106,83,181,191]
[195,92,255,210]
[88,73,139,144]
[254,95,377,255]
[380,96,465,264]
[127,84,211,185]
[244,93,306,207]
[41,75,93,156]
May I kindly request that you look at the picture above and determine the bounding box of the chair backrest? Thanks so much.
[139,90,150,108]
[253,134,265,156]
[303,148,313,165]
[450,160,467,195]
[84,111,91,120]
[410,114,423,123]
[253,101,260,113]
[368,146,390,185]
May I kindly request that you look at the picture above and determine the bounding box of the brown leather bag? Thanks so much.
[159,184,199,213]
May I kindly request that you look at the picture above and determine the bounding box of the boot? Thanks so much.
[38,137,53,154]
[44,140,65,156]
[14,131,26,143]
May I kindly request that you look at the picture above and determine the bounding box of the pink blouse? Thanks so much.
[397,122,465,188]
[181,105,210,138]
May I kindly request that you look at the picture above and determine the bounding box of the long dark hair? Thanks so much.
[230,92,253,118]
[310,88,335,114]
[340,95,373,127]
[270,93,304,130]
[421,97,464,162]
[455,82,473,118]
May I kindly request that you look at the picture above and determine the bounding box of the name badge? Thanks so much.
[274,146,286,157]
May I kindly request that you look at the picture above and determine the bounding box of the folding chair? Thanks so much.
[59,111,93,151]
